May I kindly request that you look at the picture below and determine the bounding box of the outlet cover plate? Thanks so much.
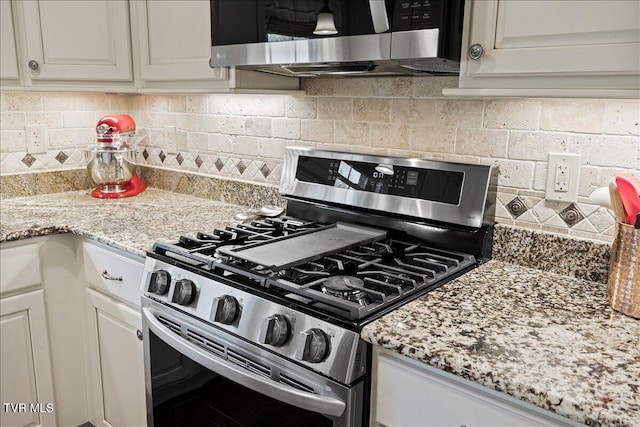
[165,126,177,154]
[25,125,49,154]
[545,152,581,202]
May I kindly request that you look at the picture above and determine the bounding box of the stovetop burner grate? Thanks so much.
[150,217,477,320]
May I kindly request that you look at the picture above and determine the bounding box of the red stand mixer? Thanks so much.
[85,115,147,198]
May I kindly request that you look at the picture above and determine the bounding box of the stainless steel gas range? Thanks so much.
[140,148,497,427]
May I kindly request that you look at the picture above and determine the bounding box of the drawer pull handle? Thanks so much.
[101,270,123,281]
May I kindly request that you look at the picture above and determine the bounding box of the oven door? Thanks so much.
[142,297,364,427]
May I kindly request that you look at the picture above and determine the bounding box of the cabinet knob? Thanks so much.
[468,43,484,60]
[28,60,39,70]
[136,330,143,340]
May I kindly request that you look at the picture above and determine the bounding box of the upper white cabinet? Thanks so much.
[448,0,640,98]
[14,0,134,89]
[4,0,298,93]
[132,0,226,86]
[1,1,21,86]
[131,0,298,93]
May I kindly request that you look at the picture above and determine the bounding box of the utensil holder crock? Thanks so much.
[607,222,640,319]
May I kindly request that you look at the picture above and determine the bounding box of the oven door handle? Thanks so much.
[143,308,346,417]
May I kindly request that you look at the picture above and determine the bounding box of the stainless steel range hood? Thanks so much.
[209,1,465,78]
[215,30,461,78]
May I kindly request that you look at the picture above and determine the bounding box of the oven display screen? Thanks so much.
[295,156,463,205]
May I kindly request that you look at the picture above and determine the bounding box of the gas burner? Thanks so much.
[321,276,372,306]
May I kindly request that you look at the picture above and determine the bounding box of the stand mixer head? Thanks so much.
[85,114,147,198]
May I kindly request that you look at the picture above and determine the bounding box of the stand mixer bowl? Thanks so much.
[85,147,138,193]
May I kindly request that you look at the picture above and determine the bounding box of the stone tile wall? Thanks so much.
[1,77,639,243]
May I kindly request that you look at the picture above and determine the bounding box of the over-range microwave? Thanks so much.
[209,0,465,77]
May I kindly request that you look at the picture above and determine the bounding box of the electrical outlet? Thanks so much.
[25,125,49,154]
[165,126,177,154]
[555,165,568,192]
[546,152,581,202]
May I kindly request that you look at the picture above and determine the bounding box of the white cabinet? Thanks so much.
[82,240,145,308]
[13,0,134,90]
[85,288,146,427]
[80,240,146,427]
[0,291,56,427]
[3,0,298,92]
[0,237,147,427]
[1,236,92,427]
[372,348,584,427]
[132,0,226,87]
[0,240,56,427]
[448,0,640,98]
[1,1,21,86]
[131,0,299,93]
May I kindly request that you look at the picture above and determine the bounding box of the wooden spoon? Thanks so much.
[609,182,625,223]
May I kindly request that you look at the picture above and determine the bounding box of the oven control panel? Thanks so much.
[141,257,367,384]
[295,155,464,204]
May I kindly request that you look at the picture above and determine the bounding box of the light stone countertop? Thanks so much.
[0,188,247,257]
[1,188,637,426]
[362,260,639,427]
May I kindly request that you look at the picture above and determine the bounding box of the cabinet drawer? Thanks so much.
[82,242,144,308]
[0,242,42,296]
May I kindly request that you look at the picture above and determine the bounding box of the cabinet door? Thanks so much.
[0,290,56,427]
[1,1,21,85]
[16,0,132,83]
[86,289,146,427]
[459,0,640,93]
[373,350,582,427]
[133,0,227,83]
[131,0,299,92]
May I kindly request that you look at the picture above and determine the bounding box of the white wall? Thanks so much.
[1,77,639,243]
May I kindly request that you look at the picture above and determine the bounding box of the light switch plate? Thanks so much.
[545,152,581,202]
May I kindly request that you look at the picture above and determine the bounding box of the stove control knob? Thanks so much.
[212,295,239,325]
[148,270,170,295]
[258,314,290,347]
[295,329,329,363]
[172,279,196,306]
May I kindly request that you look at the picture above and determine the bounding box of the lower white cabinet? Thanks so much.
[0,290,56,427]
[85,288,146,427]
[0,237,148,427]
[372,348,583,427]
[80,240,147,427]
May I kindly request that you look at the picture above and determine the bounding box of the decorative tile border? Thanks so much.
[494,191,616,243]
[137,147,282,185]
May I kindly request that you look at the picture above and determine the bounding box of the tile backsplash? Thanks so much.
[1,77,639,243]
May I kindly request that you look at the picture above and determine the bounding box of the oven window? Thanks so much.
[148,330,333,427]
